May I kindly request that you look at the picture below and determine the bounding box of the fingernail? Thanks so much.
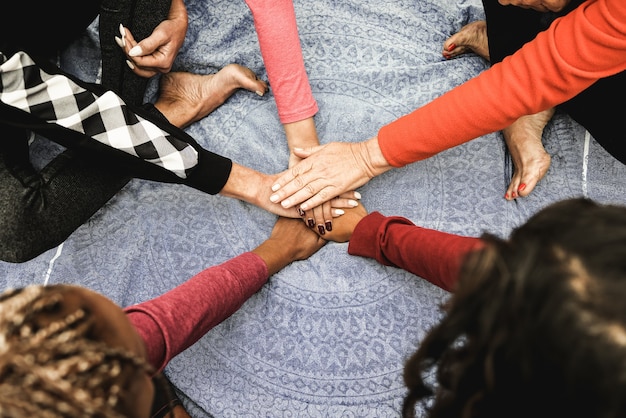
[271,184,280,192]
[504,193,509,199]
[348,199,358,207]
[281,199,291,208]
[334,209,345,216]
[126,59,135,70]
[115,36,124,48]
[297,208,305,217]
[129,45,142,57]
[325,221,333,232]
[448,43,456,51]
[119,24,126,38]
[255,90,264,96]
[270,194,279,202]
[307,218,315,228]
[518,183,526,192]
[354,191,362,199]
[317,225,326,235]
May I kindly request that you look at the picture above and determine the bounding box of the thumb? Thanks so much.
[128,31,166,57]
[292,144,324,158]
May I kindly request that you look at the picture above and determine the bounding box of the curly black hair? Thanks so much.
[402,198,626,418]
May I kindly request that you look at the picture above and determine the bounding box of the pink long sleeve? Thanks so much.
[245,0,318,124]
[348,212,484,292]
[124,252,269,371]
[378,0,626,167]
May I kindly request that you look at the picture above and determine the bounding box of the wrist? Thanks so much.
[284,118,319,149]
[219,163,259,206]
[252,238,293,276]
[361,136,393,178]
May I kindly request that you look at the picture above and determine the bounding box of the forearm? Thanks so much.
[245,0,318,124]
[348,212,484,292]
[125,252,269,370]
[378,0,626,167]
[0,51,231,194]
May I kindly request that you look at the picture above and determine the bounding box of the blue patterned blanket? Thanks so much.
[2,0,626,416]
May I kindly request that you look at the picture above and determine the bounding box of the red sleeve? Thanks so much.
[378,0,626,166]
[124,252,269,371]
[245,0,319,124]
[348,212,484,292]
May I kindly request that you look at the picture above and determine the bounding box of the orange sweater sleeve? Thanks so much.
[378,0,626,167]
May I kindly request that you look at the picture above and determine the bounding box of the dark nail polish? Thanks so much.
[307,218,315,228]
[297,208,305,217]
[318,225,326,235]
[325,221,332,232]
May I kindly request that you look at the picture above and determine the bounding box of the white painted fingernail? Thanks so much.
[334,209,345,216]
[129,45,142,57]
[119,24,126,44]
[354,191,362,199]
[114,36,124,48]
[255,90,264,96]
[348,200,358,207]
[126,59,135,70]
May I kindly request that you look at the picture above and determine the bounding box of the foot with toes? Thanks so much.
[155,64,268,129]
[442,21,490,61]
[503,109,555,200]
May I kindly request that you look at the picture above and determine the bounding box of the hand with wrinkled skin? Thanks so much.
[270,137,393,212]
[283,117,363,235]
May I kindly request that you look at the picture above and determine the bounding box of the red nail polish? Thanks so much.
[504,192,509,199]
[518,183,526,192]
[448,43,456,51]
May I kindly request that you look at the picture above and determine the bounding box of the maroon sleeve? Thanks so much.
[124,252,269,371]
[348,212,484,292]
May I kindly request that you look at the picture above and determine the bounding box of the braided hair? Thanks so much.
[0,285,154,417]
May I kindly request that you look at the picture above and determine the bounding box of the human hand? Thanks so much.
[115,0,188,78]
[298,192,362,236]
[220,164,356,219]
[282,118,364,233]
[253,217,327,276]
[318,203,368,243]
[269,137,392,212]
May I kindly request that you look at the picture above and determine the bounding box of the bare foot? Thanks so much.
[503,108,555,200]
[154,64,268,128]
[442,21,490,61]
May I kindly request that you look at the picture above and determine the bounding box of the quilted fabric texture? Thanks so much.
[2,0,625,416]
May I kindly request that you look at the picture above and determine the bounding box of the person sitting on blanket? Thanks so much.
[323,197,626,417]
[267,0,626,228]
[442,0,626,200]
[0,0,357,263]
[0,217,325,417]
